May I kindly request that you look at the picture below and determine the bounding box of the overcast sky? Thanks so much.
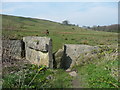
[1,1,118,26]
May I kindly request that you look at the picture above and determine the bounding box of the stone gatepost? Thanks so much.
[23,36,53,68]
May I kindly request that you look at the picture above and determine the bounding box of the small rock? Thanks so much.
[10,71,14,74]
[66,69,71,72]
[46,75,53,80]
[69,71,77,77]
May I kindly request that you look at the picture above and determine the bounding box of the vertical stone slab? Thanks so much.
[48,39,53,68]
[23,36,53,68]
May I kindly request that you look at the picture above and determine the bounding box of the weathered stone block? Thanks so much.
[23,36,53,68]
[2,40,23,59]
[61,44,99,69]
[54,49,64,68]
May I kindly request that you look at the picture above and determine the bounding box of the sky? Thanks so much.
[1,0,118,26]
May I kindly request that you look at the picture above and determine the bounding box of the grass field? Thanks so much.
[2,14,119,88]
[2,14,118,52]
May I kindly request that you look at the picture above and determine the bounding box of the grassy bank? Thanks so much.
[71,45,119,88]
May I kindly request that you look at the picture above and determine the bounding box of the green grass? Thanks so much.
[2,14,118,52]
[2,14,119,88]
[71,46,119,88]
[75,60,119,88]
[2,64,73,88]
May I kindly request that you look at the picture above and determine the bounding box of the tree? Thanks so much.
[62,20,69,25]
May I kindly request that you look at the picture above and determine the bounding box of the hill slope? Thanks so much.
[2,14,118,52]
[88,24,118,32]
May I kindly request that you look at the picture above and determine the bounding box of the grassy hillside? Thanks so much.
[2,14,119,88]
[2,14,118,52]
[89,24,118,33]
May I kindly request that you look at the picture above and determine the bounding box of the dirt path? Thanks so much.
[72,76,80,88]
[66,70,82,88]
[72,74,86,88]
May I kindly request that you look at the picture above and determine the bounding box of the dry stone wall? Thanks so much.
[2,37,102,69]
[2,40,24,59]
[2,37,53,68]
